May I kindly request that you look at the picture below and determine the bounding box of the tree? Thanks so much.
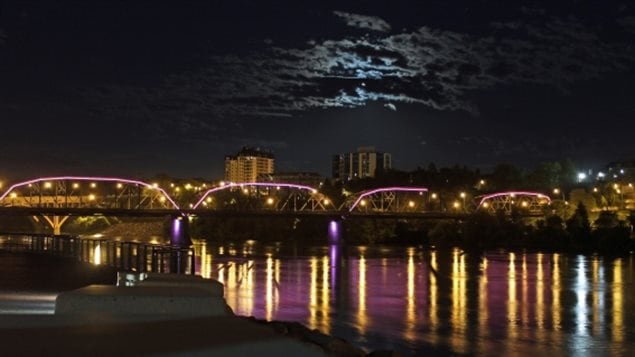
[490,163,523,191]
[566,202,592,249]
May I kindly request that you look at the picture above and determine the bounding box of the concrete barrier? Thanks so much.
[138,273,225,297]
[55,285,231,316]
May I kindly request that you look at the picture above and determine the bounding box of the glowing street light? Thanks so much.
[430,193,438,199]
[521,201,528,208]
[453,201,460,209]
[90,183,97,188]
[88,194,96,201]
[553,188,560,195]
[408,200,415,208]
[482,202,489,208]
[360,199,367,207]
[323,199,330,205]
[266,197,275,205]
[43,182,52,189]
[460,192,466,198]
[72,183,80,189]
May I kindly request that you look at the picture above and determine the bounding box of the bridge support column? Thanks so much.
[41,215,69,235]
[170,215,191,247]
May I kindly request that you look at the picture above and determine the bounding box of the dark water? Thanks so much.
[193,240,635,356]
[0,251,116,314]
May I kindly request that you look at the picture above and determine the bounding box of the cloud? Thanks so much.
[384,103,397,111]
[333,11,391,32]
[85,11,634,135]
[618,16,635,32]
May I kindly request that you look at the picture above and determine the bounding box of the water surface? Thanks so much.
[194,241,635,356]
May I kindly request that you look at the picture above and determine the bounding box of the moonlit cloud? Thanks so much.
[86,9,634,134]
[333,11,391,32]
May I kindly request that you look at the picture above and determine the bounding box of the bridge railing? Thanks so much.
[0,234,195,274]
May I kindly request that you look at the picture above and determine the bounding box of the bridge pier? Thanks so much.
[41,215,69,235]
[170,215,191,247]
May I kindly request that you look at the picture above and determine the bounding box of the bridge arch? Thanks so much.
[0,176,180,210]
[347,187,429,212]
[476,191,551,214]
[192,182,335,211]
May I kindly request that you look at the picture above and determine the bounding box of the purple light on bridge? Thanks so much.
[476,191,551,209]
[349,187,428,212]
[192,182,326,209]
[0,176,180,209]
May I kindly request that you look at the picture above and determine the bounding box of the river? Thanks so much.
[193,240,635,356]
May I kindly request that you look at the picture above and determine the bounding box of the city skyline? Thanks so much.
[1,1,634,178]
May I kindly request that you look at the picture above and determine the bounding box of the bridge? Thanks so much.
[0,176,553,243]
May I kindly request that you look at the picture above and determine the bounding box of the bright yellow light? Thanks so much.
[479,179,485,185]
[323,199,330,205]
[460,192,466,198]
[553,188,560,195]
[170,183,175,187]
[510,193,516,198]
[9,192,17,198]
[482,202,489,208]
[593,187,598,193]
[629,183,633,188]
[152,182,159,188]
[72,183,80,189]
[521,201,528,207]
[360,199,367,207]
[266,197,274,205]
[616,189,621,194]
[88,194,96,201]
[453,201,460,208]
[408,200,415,208]
[43,182,52,189]
[206,197,212,203]
[116,183,123,189]
[175,187,181,192]
[90,183,97,188]
[431,193,438,199]
[613,183,619,190]
[159,196,166,202]
[311,189,317,194]
[185,183,192,190]
[242,188,249,194]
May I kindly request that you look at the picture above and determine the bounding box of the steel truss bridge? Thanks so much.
[0,176,552,234]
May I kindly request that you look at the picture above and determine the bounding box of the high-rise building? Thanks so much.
[332,146,391,180]
[224,147,274,183]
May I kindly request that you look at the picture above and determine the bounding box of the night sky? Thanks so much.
[1,0,634,179]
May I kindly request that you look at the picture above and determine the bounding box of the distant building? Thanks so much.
[332,146,392,180]
[224,147,274,183]
[258,172,323,187]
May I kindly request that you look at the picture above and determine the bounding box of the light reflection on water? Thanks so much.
[193,240,635,356]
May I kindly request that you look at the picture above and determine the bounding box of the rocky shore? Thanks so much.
[244,317,399,357]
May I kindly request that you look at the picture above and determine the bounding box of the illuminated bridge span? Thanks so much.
[476,191,551,215]
[0,176,179,210]
[192,182,335,211]
[347,187,429,212]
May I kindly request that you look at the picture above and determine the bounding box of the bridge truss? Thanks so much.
[476,191,551,215]
[0,176,179,210]
[346,187,429,213]
[192,183,335,212]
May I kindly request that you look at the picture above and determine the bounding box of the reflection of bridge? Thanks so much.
[0,176,552,242]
